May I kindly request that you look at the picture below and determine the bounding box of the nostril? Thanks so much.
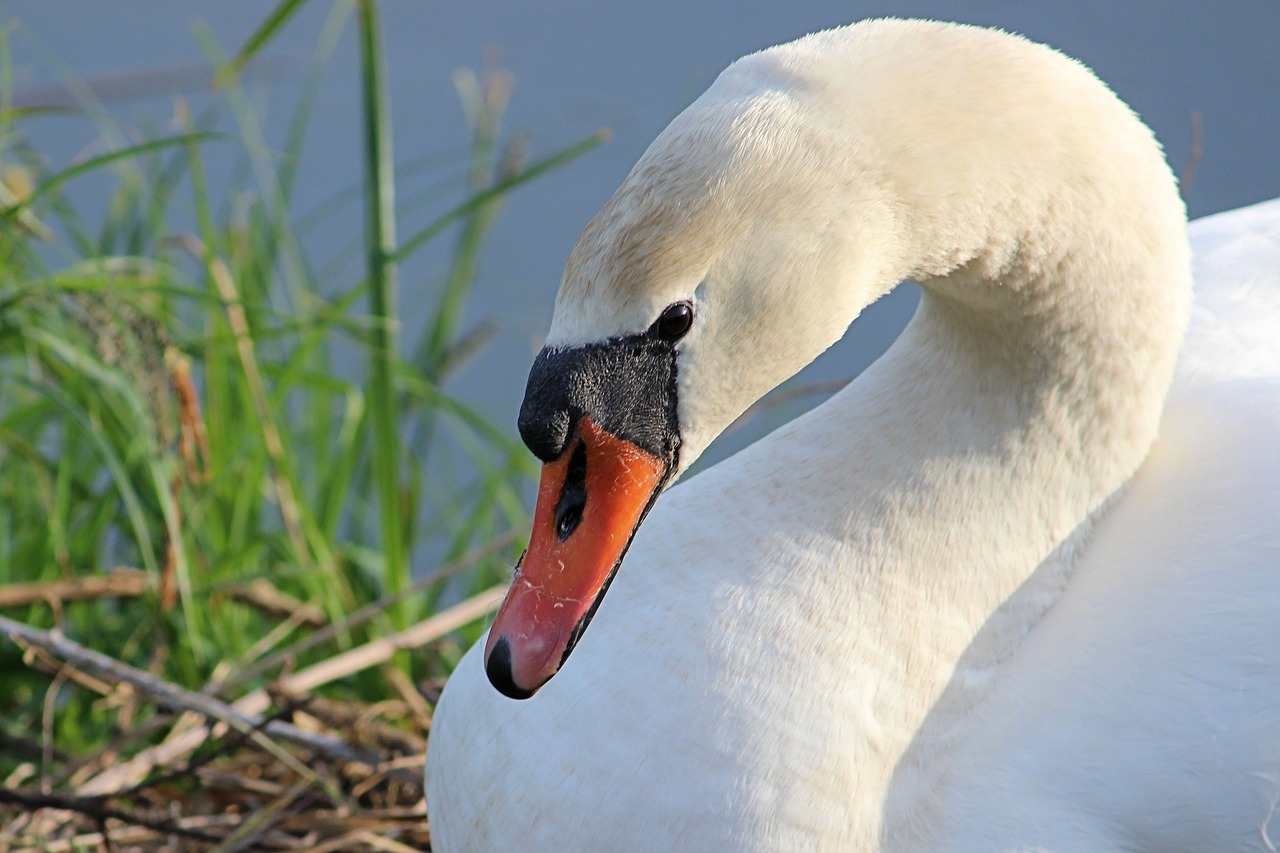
[554,441,589,541]
[556,496,584,539]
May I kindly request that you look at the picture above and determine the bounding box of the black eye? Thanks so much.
[653,301,694,341]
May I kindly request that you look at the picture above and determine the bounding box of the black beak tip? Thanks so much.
[485,636,538,701]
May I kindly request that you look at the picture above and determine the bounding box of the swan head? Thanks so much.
[484,59,897,699]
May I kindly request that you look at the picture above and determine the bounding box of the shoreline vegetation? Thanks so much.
[1,1,604,848]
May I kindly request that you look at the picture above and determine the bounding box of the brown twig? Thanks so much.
[0,616,381,775]
[0,786,223,845]
[222,526,524,692]
[0,568,149,609]
[60,583,504,797]
[267,584,505,697]
[267,689,425,756]
[227,578,327,628]
[207,775,315,853]
[112,700,301,797]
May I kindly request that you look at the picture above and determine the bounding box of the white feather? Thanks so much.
[428,20,1280,852]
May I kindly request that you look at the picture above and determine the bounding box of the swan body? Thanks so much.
[428,20,1280,851]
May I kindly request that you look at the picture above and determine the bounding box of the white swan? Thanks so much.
[427,19,1280,851]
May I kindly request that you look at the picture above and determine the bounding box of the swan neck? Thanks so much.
[732,41,1196,839]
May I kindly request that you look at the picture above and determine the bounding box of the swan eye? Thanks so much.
[653,301,694,341]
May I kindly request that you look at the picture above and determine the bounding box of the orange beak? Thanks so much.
[484,416,667,699]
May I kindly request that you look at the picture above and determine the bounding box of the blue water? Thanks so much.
[6,1,1278,559]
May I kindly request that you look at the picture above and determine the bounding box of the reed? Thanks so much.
[0,0,604,777]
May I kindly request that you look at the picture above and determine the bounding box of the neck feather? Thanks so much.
[696,23,1193,842]
[711,235,1188,841]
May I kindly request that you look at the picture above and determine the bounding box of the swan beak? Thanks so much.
[483,415,667,699]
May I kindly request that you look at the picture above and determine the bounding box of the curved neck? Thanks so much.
[691,27,1194,844]
[837,154,1190,846]
[711,242,1189,844]
[834,18,1194,525]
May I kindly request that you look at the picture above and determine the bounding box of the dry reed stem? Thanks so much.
[64,584,503,797]
[0,568,149,608]
[227,579,327,628]
[0,616,379,800]
[225,526,523,692]
[170,233,312,567]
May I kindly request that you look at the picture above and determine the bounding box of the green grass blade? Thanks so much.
[392,128,610,264]
[279,0,352,201]
[213,0,314,88]
[10,375,161,577]
[0,132,221,221]
[357,0,409,633]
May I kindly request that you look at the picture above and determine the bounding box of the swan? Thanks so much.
[426,19,1280,851]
